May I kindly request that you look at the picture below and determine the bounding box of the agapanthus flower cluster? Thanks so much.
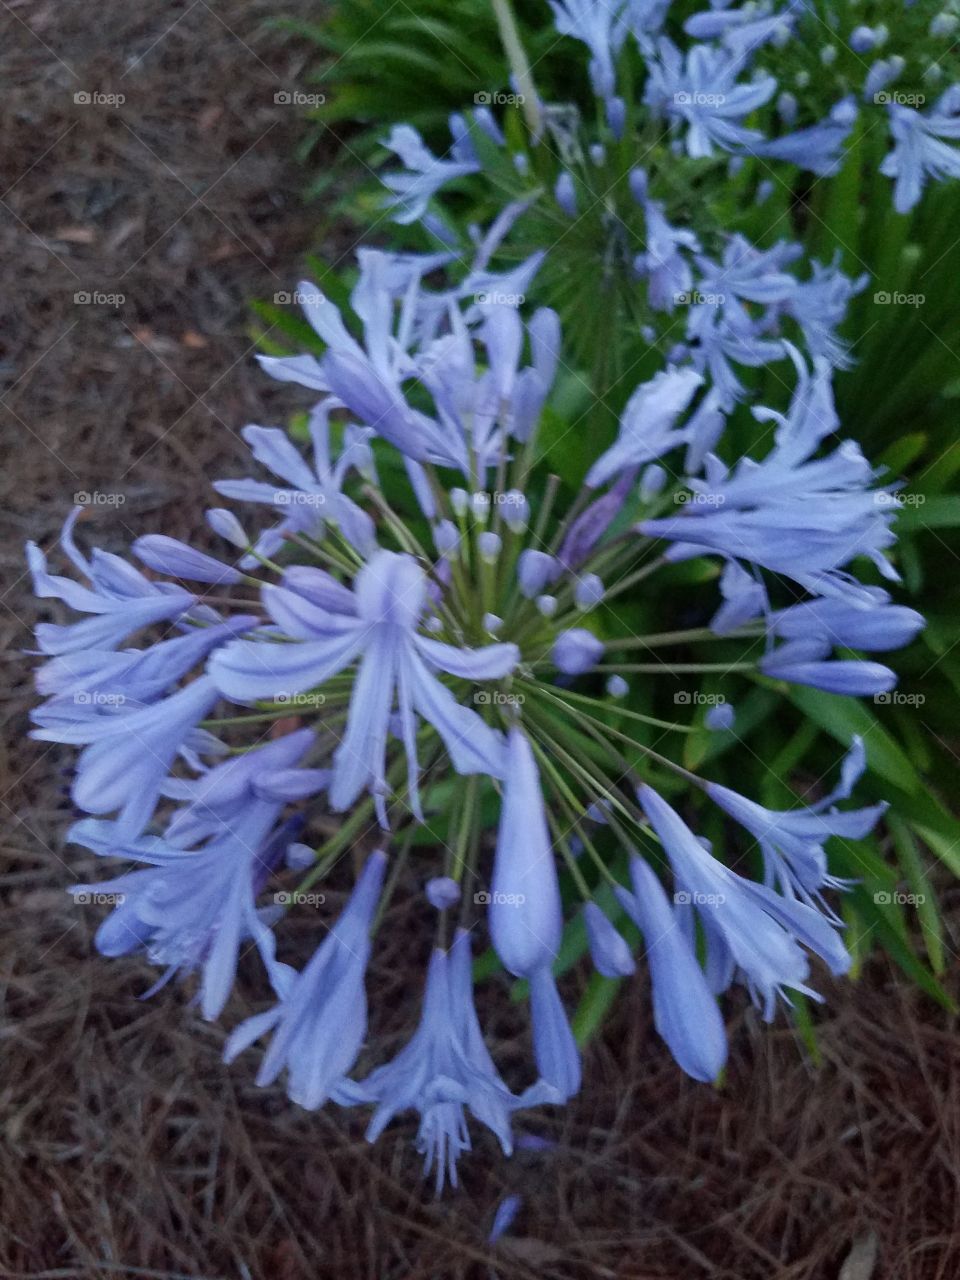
[30,247,923,1188]
[371,0,960,405]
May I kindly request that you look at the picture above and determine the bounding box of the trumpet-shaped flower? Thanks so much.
[880,90,960,212]
[210,550,516,823]
[224,850,387,1105]
[67,730,316,1018]
[357,929,560,1193]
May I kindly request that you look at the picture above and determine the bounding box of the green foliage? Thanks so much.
[266,0,960,1032]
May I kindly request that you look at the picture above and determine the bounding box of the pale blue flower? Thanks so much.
[707,737,885,907]
[616,856,728,1081]
[759,639,897,695]
[756,97,857,176]
[209,550,516,823]
[639,351,898,587]
[583,901,636,977]
[489,727,563,977]
[214,407,376,563]
[552,628,605,674]
[585,367,702,488]
[381,123,481,224]
[772,594,925,652]
[67,732,316,1018]
[133,535,244,585]
[638,783,852,1017]
[489,1195,523,1244]
[356,929,559,1192]
[27,509,195,655]
[33,615,256,707]
[528,966,581,1101]
[224,849,387,1105]
[33,676,219,838]
[645,40,776,158]
[880,89,960,212]
[549,0,631,112]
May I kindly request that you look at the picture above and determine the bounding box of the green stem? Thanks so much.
[490,0,542,135]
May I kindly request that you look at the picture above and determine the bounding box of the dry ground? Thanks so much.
[1,3,959,1278]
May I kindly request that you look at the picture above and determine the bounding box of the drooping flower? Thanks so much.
[67,728,318,1018]
[34,676,219,839]
[28,508,196,655]
[489,726,563,978]
[880,88,960,213]
[224,849,387,1105]
[637,783,852,1018]
[616,856,728,1081]
[706,737,884,908]
[644,40,777,159]
[356,929,560,1191]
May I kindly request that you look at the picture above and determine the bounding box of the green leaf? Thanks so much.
[784,686,920,793]
[897,495,960,531]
